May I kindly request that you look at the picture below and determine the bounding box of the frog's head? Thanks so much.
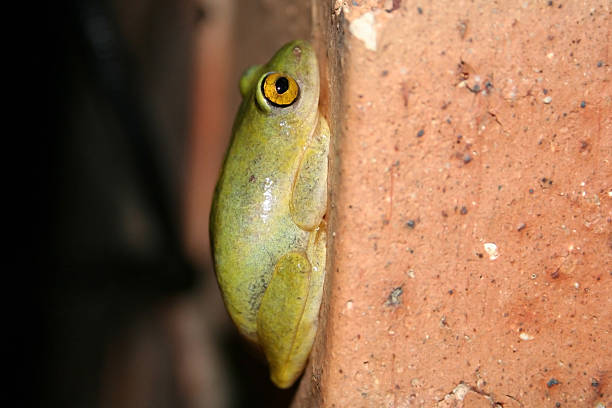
[239,40,320,117]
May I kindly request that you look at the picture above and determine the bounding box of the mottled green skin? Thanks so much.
[210,40,329,388]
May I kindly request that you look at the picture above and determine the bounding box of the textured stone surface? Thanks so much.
[294,0,611,407]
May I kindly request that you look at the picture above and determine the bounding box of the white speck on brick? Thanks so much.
[484,242,499,260]
[349,12,377,51]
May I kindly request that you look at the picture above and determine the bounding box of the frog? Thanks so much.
[209,40,329,389]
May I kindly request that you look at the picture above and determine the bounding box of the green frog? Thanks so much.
[210,40,329,389]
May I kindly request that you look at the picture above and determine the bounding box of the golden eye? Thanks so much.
[261,73,299,107]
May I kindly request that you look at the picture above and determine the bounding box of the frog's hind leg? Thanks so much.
[256,251,318,389]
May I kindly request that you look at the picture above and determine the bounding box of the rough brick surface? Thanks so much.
[294,1,611,407]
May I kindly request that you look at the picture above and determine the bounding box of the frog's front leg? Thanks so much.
[290,116,330,230]
[256,251,317,388]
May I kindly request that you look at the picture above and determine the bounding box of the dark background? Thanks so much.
[42,0,308,406]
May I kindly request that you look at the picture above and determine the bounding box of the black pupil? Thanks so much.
[275,77,289,94]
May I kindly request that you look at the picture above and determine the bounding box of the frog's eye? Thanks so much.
[261,73,299,107]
